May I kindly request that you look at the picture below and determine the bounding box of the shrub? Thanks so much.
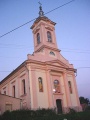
[35,108,56,116]
[85,106,90,111]
[68,108,77,114]
[0,109,90,120]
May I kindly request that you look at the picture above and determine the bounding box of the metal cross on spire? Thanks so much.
[38,1,44,17]
[38,1,42,6]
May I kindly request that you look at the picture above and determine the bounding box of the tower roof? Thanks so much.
[31,5,56,29]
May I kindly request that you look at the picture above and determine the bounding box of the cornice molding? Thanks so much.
[33,28,40,34]
[45,26,53,31]
[34,45,60,53]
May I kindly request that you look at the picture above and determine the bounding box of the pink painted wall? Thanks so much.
[0,94,21,114]
[0,68,31,110]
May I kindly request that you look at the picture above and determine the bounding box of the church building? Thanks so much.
[0,6,81,114]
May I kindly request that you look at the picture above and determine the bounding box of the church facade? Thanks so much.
[0,6,81,114]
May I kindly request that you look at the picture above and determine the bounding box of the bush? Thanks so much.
[85,106,90,111]
[0,109,90,120]
[68,108,77,114]
[35,108,56,116]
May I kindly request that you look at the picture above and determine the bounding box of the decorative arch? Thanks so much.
[54,80,60,93]
[47,31,52,42]
[37,33,40,44]
[50,51,55,56]
[38,77,43,92]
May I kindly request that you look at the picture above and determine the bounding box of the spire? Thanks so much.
[38,2,44,17]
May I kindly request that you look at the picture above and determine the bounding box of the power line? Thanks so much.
[2,47,89,54]
[61,48,90,52]
[0,0,75,38]
[69,60,90,61]
[0,44,90,54]
[0,43,90,53]
[45,0,75,15]
[0,46,33,49]
[61,51,90,54]
[0,18,36,38]
[0,67,90,73]
[77,67,90,69]
[0,71,11,72]
[0,45,90,52]
[0,43,34,47]
[0,55,90,62]
[0,56,26,59]
[0,47,90,54]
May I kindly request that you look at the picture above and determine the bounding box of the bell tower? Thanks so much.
[31,5,60,53]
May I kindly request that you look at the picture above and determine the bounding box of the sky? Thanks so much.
[0,0,90,99]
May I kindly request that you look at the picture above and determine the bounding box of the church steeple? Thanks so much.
[31,5,60,53]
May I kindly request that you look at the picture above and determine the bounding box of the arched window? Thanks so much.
[68,81,72,94]
[38,77,43,92]
[22,79,26,95]
[12,85,15,97]
[50,51,55,56]
[4,91,6,95]
[47,31,52,42]
[54,80,60,93]
[3,87,6,95]
[37,33,40,44]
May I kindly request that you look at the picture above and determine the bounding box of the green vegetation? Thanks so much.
[79,96,90,111]
[0,108,90,120]
[79,96,90,105]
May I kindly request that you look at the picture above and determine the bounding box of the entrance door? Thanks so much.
[56,99,62,114]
